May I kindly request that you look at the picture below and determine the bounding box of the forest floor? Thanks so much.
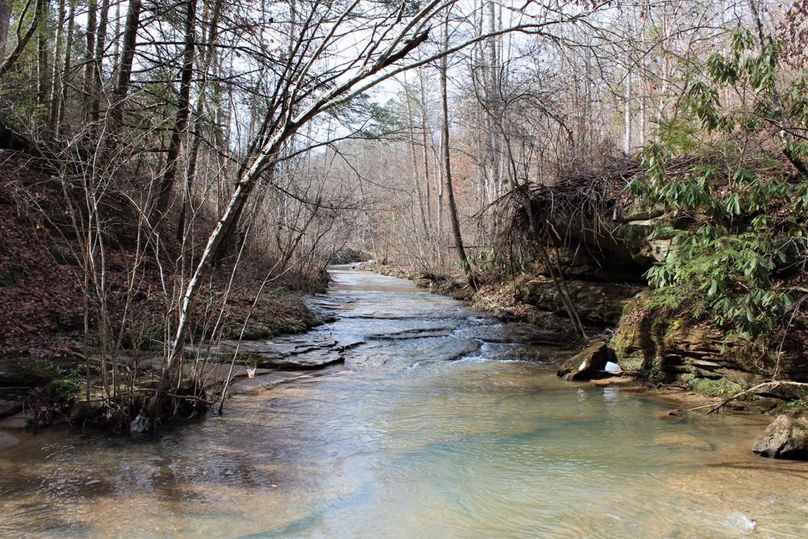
[0,151,326,423]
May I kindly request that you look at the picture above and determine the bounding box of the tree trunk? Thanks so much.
[153,0,197,219]
[136,17,432,429]
[106,0,141,140]
[141,149,273,425]
[55,2,75,138]
[48,0,67,135]
[403,72,429,239]
[0,0,12,59]
[439,10,477,290]
[36,0,48,106]
[624,67,632,154]
[90,0,111,124]
[416,68,433,233]
[623,6,633,155]
[177,0,224,241]
[83,0,97,117]
[485,0,500,204]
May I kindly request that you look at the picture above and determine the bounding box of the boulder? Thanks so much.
[605,361,622,374]
[48,243,79,266]
[557,340,617,381]
[752,415,808,460]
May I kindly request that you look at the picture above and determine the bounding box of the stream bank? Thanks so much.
[363,261,808,426]
[1,268,807,537]
[0,154,329,429]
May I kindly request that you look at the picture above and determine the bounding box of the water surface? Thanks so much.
[1,269,807,537]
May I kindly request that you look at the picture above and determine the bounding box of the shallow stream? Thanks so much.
[1,269,807,537]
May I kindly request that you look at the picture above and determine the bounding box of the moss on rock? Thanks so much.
[611,289,808,397]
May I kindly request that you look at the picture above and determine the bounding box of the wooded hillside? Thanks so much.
[0,0,805,429]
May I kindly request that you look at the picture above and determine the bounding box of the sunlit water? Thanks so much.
[1,269,807,538]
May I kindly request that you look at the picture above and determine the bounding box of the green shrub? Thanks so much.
[681,373,746,397]
[633,30,807,341]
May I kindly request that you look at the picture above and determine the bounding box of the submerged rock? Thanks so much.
[726,397,780,414]
[0,431,19,449]
[653,432,714,451]
[752,415,808,460]
[0,399,22,418]
[590,376,636,387]
[655,408,686,422]
[557,341,617,381]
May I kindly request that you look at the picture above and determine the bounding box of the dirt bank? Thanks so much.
[0,153,327,428]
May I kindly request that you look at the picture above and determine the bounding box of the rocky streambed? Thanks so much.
[1,268,807,537]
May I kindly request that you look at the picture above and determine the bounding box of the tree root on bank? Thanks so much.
[129,386,212,432]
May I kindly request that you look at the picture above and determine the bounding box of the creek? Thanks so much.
[1,268,807,537]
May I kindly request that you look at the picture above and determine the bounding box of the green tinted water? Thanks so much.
[1,270,806,537]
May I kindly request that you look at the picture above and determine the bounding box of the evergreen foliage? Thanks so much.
[635,31,807,340]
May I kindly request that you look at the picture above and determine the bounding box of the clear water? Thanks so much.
[1,269,806,538]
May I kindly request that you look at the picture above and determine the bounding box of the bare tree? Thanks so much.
[137,0,600,426]
[439,8,477,289]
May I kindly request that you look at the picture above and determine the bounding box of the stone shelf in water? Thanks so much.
[213,336,365,371]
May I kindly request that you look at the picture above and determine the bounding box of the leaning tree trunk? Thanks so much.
[140,147,276,424]
[138,26,431,430]
[0,0,44,77]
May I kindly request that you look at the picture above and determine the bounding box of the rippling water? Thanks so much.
[1,269,807,538]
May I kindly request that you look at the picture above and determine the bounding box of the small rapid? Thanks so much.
[1,268,806,537]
